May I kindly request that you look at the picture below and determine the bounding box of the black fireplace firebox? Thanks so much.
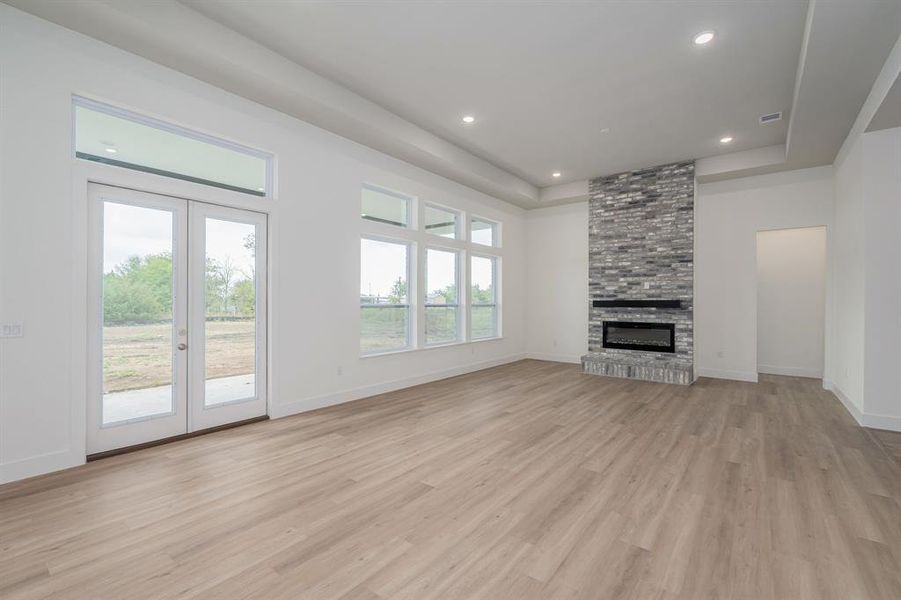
[603,321,675,353]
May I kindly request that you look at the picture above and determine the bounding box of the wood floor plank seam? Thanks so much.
[2,361,901,599]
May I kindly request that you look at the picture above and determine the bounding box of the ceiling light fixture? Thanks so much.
[719,136,733,144]
[552,172,562,178]
[104,147,118,153]
[462,115,475,124]
[693,30,715,45]
[599,127,611,134]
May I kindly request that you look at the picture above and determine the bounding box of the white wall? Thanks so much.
[830,134,867,415]
[756,227,827,378]
[695,166,834,382]
[0,7,527,483]
[524,203,588,363]
[861,127,901,429]
[832,125,901,430]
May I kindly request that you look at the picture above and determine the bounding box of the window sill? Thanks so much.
[360,336,504,359]
[469,336,503,344]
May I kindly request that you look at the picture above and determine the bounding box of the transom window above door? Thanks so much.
[73,96,273,197]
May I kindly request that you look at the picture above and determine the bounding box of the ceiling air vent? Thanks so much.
[759,112,782,124]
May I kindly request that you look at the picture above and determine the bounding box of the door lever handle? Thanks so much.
[177,343,187,351]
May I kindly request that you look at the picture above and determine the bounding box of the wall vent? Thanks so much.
[759,112,782,124]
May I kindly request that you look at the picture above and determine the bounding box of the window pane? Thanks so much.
[361,238,409,352]
[426,249,457,304]
[361,306,409,354]
[471,255,498,339]
[362,185,410,228]
[361,239,409,304]
[471,218,497,246]
[426,306,459,345]
[471,306,497,339]
[471,256,495,304]
[426,248,458,344]
[424,204,459,238]
[75,99,269,196]
[204,218,257,406]
[102,202,175,424]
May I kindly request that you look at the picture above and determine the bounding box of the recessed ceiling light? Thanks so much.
[599,127,611,134]
[719,136,733,144]
[462,115,475,124]
[693,30,715,45]
[552,172,562,178]
[104,147,118,153]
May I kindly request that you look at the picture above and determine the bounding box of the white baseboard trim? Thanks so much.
[0,449,84,485]
[823,381,901,432]
[696,368,759,383]
[758,364,823,378]
[524,352,582,364]
[827,381,865,426]
[270,353,527,419]
[862,412,901,432]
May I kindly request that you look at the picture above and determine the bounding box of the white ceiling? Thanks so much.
[5,0,901,207]
[867,75,901,132]
[183,0,806,188]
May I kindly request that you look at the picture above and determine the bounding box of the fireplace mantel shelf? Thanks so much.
[592,299,683,309]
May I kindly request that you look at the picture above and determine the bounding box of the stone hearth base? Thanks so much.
[581,352,693,385]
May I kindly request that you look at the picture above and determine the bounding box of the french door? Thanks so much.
[87,184,267,454]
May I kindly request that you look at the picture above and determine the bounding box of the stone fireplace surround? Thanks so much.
[581,160,695,385]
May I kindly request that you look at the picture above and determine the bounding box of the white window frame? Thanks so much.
[359,183,504,356]
[469,253,501,340]
[423,246,462,346]
[470,215,501,248]
[423,201,462,240]
[72,96,274,198]
[360,235,415,356]
[361,183,415,229]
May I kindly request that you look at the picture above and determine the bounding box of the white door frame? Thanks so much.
[86,183,268,454]
[189,202,268,431]
[86,184,190,454]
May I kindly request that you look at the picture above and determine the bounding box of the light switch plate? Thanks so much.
[1,323,24,338]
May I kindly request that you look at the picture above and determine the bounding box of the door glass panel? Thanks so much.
[204,218,257,406]
[102,202,175,424]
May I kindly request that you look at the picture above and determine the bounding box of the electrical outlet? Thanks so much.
[643,282,651,289]
[1,323,23,338]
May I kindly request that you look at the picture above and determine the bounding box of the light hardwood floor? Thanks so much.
[2,360,901,599]
[871,428,901,468]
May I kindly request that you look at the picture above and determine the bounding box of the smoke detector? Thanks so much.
[759,112,782,124]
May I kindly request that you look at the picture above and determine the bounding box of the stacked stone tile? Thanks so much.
[581,160,694,385]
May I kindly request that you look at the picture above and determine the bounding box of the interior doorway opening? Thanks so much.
[756,226,827,379]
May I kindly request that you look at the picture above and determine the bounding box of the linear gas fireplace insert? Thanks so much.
[603,321,675,353]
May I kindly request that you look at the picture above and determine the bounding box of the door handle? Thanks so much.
[177,343,187,351]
